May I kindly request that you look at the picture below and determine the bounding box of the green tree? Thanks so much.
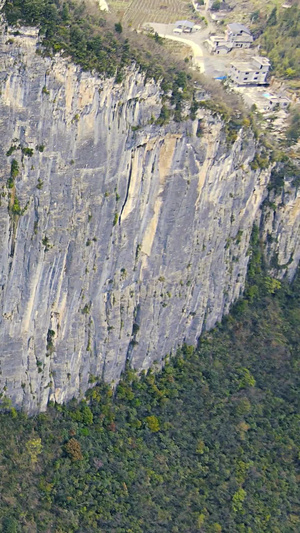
[211,1,221,11]
[65,438,83,461]
[10,159,19,178]
[25,437,43,464]
[145,415,160,432]
[267,7,277,26]
[286,110,300,144]
[232,488,246,512]
[2,516,19,533]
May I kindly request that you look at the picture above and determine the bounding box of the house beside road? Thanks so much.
[174,20,195,33]
[238,87,291,113]
[173,21,201,34]
[225,23,253,48]
[206,22,254,55]
[205,35,232,54]
[229,56,270,85]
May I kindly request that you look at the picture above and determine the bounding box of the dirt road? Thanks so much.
[149,23,206,73]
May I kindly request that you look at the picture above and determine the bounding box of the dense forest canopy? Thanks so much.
[0,230,299,532]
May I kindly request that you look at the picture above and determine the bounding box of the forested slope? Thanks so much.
[0,2,299,532]
[258,2,300,83]
[0,242,299,532]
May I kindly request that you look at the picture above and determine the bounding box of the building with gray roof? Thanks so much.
[229,56,270,85]
[175,20,194,32]
[226,23,253,48]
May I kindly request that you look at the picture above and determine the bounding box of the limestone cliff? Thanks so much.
[0,26,299,411]
[261,175,300,279]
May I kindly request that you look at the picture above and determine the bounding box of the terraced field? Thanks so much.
[108,0,194,28]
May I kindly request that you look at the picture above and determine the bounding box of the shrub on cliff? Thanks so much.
[2,0,245,123]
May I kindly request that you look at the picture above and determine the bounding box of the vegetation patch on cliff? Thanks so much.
[2,0,194,93]
[2,0,245,123]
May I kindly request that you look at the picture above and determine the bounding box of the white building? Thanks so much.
[206,35,232,54]
[243,91,291,113]
[229,56,270,85]
[174,20,195,33]
[225,23,253,48]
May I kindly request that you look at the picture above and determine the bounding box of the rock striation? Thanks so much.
[0,26,299,411]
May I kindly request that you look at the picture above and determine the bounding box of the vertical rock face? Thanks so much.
[0,27,299,411]
[261,178,300,279]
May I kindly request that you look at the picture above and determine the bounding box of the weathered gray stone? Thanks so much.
[0,26,299,412]
[260,178,300,279]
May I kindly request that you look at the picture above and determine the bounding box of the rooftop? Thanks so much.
[209,35,226,42]
[175,20,194,29]
[231,56,270,72]
[252,56,270,66]
[227,23,251,35]
[231,61,254,72]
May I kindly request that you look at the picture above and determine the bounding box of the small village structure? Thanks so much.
[225,23,253,48]
[229,56,270,85]
[242,89,291,113]
[205,35,232,54]
[205,22,253,55]
[174,20,194,33]
[173,20,201,34]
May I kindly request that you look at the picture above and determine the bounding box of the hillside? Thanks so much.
[0,1,299,531]
[213,0,300,85]
[258,2,300,85]
[0,257,299,531]
[2,0,184,81]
